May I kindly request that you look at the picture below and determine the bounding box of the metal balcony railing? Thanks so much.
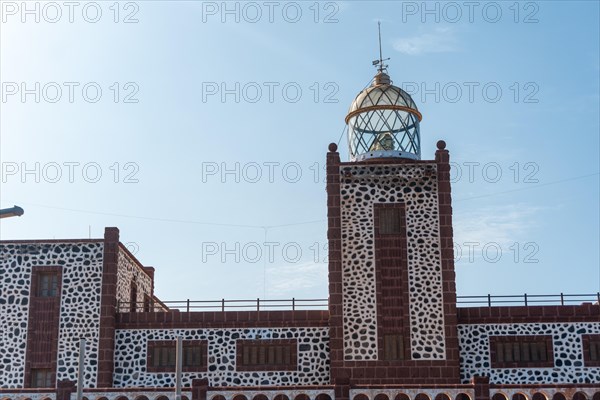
[117,293,599,313]
[456,293,600,307]
[117,298,329,313]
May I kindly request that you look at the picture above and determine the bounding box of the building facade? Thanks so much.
[1,68,599,400]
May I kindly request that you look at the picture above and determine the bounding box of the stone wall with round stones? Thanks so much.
[0,392,55,400]
[0,241,104,388]
[339,163,446,361]
[113,327,330,387]
[116,249,153,312]
[458,322,600,383]
[349,387,474,400]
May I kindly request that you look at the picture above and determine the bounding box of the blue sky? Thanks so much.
[1,1,599,303]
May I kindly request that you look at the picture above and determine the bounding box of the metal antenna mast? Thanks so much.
[373,21,390,72]
[378,21,383,70]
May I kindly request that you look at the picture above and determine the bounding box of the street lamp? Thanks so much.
[0,205,24,219]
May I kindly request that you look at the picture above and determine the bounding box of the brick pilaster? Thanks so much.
[97,227,120,387]
[472,375,490,400]
[143,266,155,296]
[56,379,76,400]
[191,378,209,400]
[326,143,345,383]
[435,140,461,380]
[333,371,350,400]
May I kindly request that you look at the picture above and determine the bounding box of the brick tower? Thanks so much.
[326,60,460,387]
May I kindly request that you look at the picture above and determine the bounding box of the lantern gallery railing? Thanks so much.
[116,293,600,313]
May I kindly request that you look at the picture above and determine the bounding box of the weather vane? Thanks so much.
[372,21,390,73]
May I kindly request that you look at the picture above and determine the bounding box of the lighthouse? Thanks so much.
[326,45,459,384]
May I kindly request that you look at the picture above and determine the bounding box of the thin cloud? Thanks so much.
[453,204,542,255]
[451,203,562,266]
[393,27,460,55]
[266,262,327,297]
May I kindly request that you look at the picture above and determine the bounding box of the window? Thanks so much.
[379,207,403,234]
[31,368,53,388]
[237,340,297,371]
[152,345,176,367]
[383,334,405,360]
[490,336,553,367]
[37,273,59,297]
[147,340,207,372]
[589,340,600,361]
[582,334,600,366]
[495,341,548,362]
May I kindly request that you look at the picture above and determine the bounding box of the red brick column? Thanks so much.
[143,266,156,310]
[472,376,490,400]
[97,227,120,387]
[435,140,461,380]
[143,266,155,297]
[333,371,350,400]
[326,143,346,383]
[56,379,76,400]
[191,378,209,400]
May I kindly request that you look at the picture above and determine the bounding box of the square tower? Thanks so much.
[326,68,460,385]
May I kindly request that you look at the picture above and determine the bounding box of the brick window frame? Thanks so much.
[25,266,62,388]
[582,334,600,367]
[376,206,404,235]
[489,335,554,368]
[382,334,405,361]
[146,340,207,372]
[236,339,297,371]
[31,266,62,298]
[30,368,53,388]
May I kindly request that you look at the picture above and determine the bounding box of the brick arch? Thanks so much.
[552,394,567,400]
[532,393,547,400]
[115,396,129,400]
[415,394,431,400]
[295,395,310,400]
[316,395,332,400]
[211,396,226,400]
[253,395,269,400]
[374,394,389,400]
[456,394,471,400]
[573,393,588,400]
[155,396,169,400]
[592,393,600,400]
[493,394,508,400]
[274,395,289,400]
[513,393,528,400]
[354,395,369,400]
[97,397,109,400]
[182,396,189,400]
[233,395,248,400]
[135,396,149,400]
[395,394,410,400]
[435,394,451,400]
